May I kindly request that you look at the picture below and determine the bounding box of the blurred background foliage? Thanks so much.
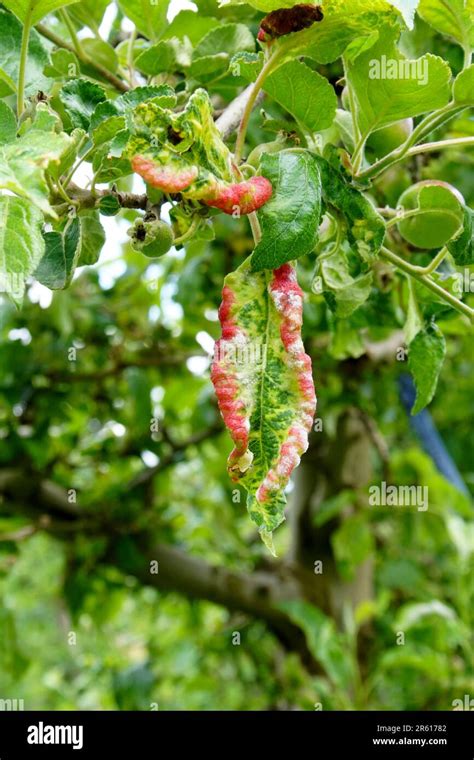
[0,0,473,710]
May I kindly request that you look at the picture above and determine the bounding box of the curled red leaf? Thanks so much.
[131,155,199,193]
[204,176,273,215]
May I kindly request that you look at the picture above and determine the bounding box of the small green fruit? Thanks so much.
[397,180,465,249]
[128,217,174,257]
[366,119,413,159]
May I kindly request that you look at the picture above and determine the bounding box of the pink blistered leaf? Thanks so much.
[210,258,316,545]
[131,155,199,193]
[204,176,273,215]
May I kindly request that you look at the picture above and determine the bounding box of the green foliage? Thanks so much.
[232,54,337,131]
[0,106,72,216]
[448,206,474,264]
[0,10,49,97]
[0,196,45,304]
[35,215,81,289]
[407,324,446,414]
[251,149,321,270]
[1,0,80,25]
[418,0,474,49]
[345,27,451,139]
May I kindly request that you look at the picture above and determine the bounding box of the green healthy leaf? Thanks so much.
[453,64,474,104]
[0,67,16,95]
[35,215,81,289]
[0,102,17,146]
[68,0,109,29]
[0,196,45,306]
[314,155,386,261]
[319,248,373,317]
[189,54,230,81]
[345,27,451,138]
[211,256,316,547]
[77,211,105,266]
[0,10,49,98]
[251,149,322,271]
[0,118,72,216]
[1,0,80,25]
[135,38,193,76]
[408,324,446,414]
[49,126,86,179]
[193,23,255,59]
[92,115,126,146]
[418,0,474,47]
[43,48,80,80]
[98,195,121,216]
[232,54,337,132]
[117,0,169,39]
[20,100,62,134]
[161,10,220,45]
[448,206,474,265]
[60,79,106,130]
[82,39,119,74]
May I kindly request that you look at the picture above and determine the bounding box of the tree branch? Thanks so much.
[47,350,207,383]
[126,423,223,489]
[215,84,265,141]
[0,467,328,670]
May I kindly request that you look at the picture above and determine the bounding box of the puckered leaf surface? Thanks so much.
[211,257,316,549]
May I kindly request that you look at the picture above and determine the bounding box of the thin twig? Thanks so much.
[35,23,130,93]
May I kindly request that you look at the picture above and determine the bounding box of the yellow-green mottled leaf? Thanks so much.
[211,257,316,545]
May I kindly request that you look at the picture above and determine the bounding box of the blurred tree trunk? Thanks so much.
[289,407,374,624]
